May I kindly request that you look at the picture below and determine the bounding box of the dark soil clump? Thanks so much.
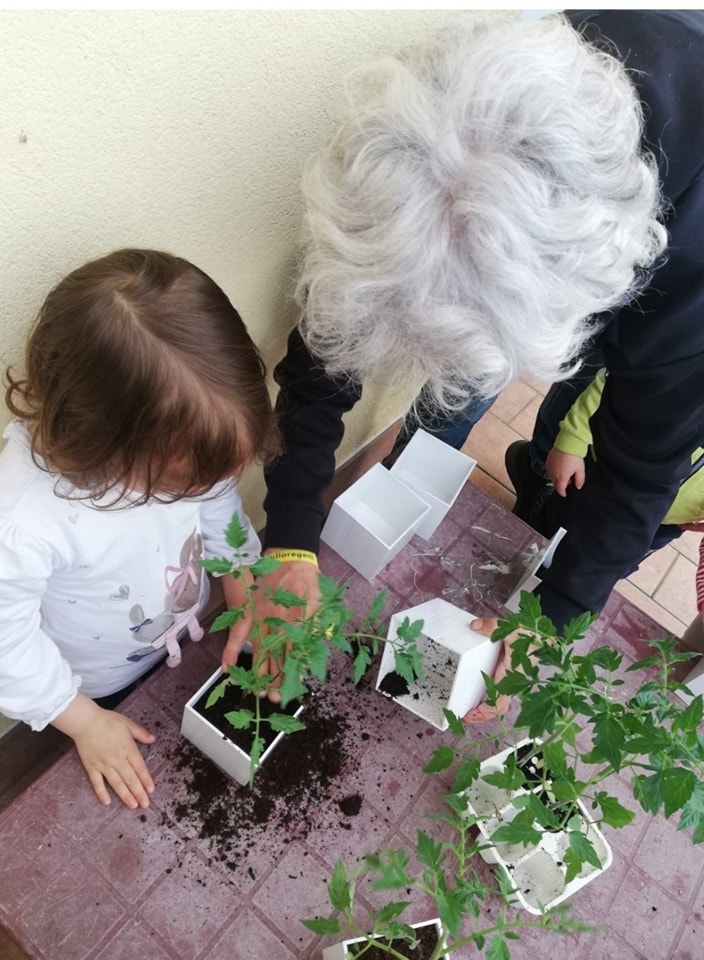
[192,652,301,754]
[379,670,410,698]
[338,793,363,816]
[165,685,352,874]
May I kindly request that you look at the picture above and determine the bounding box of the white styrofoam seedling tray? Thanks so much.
[181,666,304,786]
[389,429,476,540]
[320,462,431,581]
[376,598,500,730]
[504,527,567,613]
[466,739,612,914]
[322,918,445,960]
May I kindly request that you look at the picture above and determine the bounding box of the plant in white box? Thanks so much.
[376,599,500,730]
[433,593,704,911]
[304,738,589,959]
[183,513,424,787]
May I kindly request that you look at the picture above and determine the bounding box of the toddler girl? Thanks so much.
[0,249,279,810]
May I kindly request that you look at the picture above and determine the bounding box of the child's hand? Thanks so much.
[545,448,585,497]
[221,557,321,703]
[52,693,155,809]
[462,617,511,723]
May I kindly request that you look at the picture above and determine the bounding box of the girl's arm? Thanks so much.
[51,692,156,809]
[0,519,157,808]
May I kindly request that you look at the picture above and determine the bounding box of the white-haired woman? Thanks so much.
[230,11,704,703]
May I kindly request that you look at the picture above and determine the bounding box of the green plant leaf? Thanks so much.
[224,709,254,729]
[224,513,248,550]
[679,780,704,834]
[267,587,306,608]
[227,663,264,694]
[661,768,697,818]
[249,735,264,771]
[278,659,308,706]
[304,636,331,682]
[268,713,306,733]
[587,645,623,672]
[328,859,352,912]
[424,745,455,774]
[632,773,664,815]
[595,793,636,829]
[490,821,543,847]
[416,830,443,871]
[370,850,411,889]
[353,644,372,685]
[485,934,511,960]
[210,607,245,632]
[301,917,341,935]
[444,709,466,737]
[568,831,602,870]
[452,758,481,793]
[563,848,582,885]
[204,677,229,709]
[249,556,282,578]
[436,887,465,940]
[672,695,704,734]
[376,902,411,924]
[201,556,235,575]
[482,766,525,792]
[365,588,387,625]
[591,713,627,772]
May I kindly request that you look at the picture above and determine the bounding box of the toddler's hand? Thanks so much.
[52,693,155,809]
[546,448,585,497]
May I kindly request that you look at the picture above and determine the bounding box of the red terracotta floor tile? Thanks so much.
[3,479,704,960]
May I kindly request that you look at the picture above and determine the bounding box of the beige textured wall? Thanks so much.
[0,8,468,528]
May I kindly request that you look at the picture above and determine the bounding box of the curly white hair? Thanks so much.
[296,13,666,412]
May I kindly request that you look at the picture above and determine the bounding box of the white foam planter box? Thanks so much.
[389,429,476,540]
[321,462,431,581]
[505,527,567,613]
[181,667,304,786]
[376,598,500,730]
[322,918,446,959]
[465,739,612,914]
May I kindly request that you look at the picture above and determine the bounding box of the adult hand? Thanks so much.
[462,617,512,724]
[52,693,155,808]
[221,556,322,703]
[546,448,585,498]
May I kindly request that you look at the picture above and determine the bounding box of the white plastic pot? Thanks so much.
[465,739,613,914]
[181,667,304,786]
[376,598,500,730]
[322,918,446,959]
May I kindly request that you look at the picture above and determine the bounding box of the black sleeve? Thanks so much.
[262,327,362,552]
[538,11,704,630]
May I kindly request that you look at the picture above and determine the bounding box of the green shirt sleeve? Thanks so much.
[553,369,607,458]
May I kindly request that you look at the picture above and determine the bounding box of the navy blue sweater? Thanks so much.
[264,10,704,630]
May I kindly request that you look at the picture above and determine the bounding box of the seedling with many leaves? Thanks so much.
[201,513,424,787]
[304,593,704,957]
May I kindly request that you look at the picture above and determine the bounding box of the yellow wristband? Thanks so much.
[266,549,319,567]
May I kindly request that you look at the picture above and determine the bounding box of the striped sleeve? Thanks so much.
[696,537,704,612]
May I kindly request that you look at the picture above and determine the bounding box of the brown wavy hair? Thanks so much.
[5,249,280,503]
